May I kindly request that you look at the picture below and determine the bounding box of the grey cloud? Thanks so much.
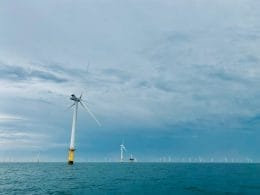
[238,55,259,64]
[0,64,67,83]
[153,79,177,93]
[30,70,67,83]
[136,80,151,89]
[209,70,241,82]
[245,114,260,124]
[140,31,192,62]
[35,62,89,76]
[231,28,260,42]
[165,32,191,44]
[205,66,256,85]
[101,68,132,83]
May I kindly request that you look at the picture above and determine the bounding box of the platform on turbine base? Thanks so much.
[68,160,74,165]
[68,148,75,165]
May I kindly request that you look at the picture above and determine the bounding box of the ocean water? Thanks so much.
[1,163,260,194]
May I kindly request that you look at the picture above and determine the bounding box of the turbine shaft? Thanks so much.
[70,102,78,149]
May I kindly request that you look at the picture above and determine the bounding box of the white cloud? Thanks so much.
[0,113,26,122]
[0,129,48,149]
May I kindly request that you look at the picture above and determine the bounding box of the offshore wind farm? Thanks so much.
[1,0,260,194]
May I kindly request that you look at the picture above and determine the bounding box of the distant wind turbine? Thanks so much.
[224,157,228,163]
[67,94,101,165]
[120,141,127,162]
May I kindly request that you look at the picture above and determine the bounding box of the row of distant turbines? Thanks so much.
[67,94,135,165]
[65,94,255,165]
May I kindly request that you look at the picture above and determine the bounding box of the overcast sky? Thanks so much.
[0,0,260,162]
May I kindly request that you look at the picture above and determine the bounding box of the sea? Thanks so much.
[1,163,260,194]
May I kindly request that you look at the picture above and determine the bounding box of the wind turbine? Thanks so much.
[120,141,127,162]
[67,94,101,165]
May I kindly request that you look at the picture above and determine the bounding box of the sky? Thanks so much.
[0,0,260,162]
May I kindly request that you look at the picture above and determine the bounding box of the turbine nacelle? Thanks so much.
[70,94,81,102]
[67,94,101,126]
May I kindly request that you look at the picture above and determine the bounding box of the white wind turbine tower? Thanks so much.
[67,94,101,165]
[120,141,127,162]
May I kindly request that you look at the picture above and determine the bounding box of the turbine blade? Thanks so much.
[64,103,75,111]
[121,145,127,152]
[80,101,101,126]
[81,99,89,104]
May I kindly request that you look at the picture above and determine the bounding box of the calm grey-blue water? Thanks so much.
[1,163,260,194]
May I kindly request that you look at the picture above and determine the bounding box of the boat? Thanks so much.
[129,154,135,162]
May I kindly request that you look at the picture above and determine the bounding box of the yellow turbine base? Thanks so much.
[68,149,75,165]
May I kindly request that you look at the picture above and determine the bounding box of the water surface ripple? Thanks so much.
[0,163,260,194]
